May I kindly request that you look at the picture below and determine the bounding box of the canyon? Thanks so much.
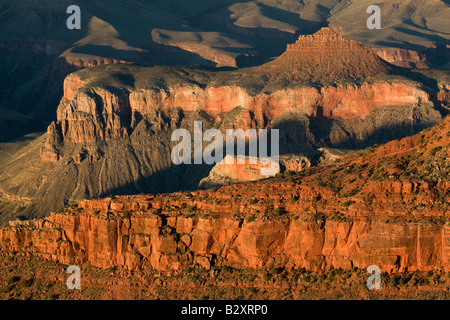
[0,113,448,274]
[1,0,450,303]
[0,27,448,224]
[1,0,449,142]
[0,2,448,299]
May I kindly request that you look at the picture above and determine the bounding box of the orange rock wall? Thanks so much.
[373,48,430,69]
[1,202,449,273]
[55,73,432,144]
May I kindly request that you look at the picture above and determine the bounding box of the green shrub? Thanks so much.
[8,276,20,284]
[121,211,132,219]
[390,276,398,286]
[48,294,58,300]
[222,265,233,273]
[19,278,33,288]
[269,267,284,275]
[430,146,442,156]
[311,213,324,222]
[342,201,355,208]
[274,207,285,216]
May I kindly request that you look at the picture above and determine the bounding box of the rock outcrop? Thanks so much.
[198,155,281,189]
[373,48,430,69]
[1,198,449,273]
[262,27,391,83]
[1,115,448,272]
[0,28,447,222]
[198,154,311,189]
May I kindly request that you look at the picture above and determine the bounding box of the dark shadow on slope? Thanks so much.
[401,19,450,36]
[0,54,76,141]
[99,108,441,198]
[145,2,328,66]
[374,40,429,53]
[395,27,450,47]
[98,163,215,198]
[0,3,93,141]
[309,115,440,150]
[70,45,150,64]
[258,3,322,34]
[397,68,449,117]
[373,26,450,53]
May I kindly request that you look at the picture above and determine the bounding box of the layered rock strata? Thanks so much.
[1,115,448,272]
[1,28,448,222]
[0,180,448,273]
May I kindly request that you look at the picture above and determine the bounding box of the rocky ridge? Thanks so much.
[1,115,448,273]
[198,154,311,189]
[0,27,448,222]
[2,0,449,142]
[43,28,446,152]
[262,27,391,83]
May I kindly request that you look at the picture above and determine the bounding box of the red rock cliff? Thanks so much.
[43,28,446,149]
[4,115,449,273]
[48,73,435,146]
[0,183,448,273]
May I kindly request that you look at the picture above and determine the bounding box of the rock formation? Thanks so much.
[262,27,391,83]
[1,198,448,273]
[2,0,449,142]
[1,115,448,272]
[198,155,281,189]
[0,28,448,222]
[373,48,430,69]
[198,155,311,189]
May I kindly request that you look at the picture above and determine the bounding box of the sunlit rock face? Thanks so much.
[0,28,446,223]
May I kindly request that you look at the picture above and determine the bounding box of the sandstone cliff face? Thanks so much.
[1,115,448,272]
[0,187,448,273]
[47,71,437,147]
[1,28,447,223]
[44,29,444,149]
[373,48,430,69]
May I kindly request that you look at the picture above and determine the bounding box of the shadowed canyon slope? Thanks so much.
[0,0,449,140]
[0,27,449,223]
[1,113,448,273]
